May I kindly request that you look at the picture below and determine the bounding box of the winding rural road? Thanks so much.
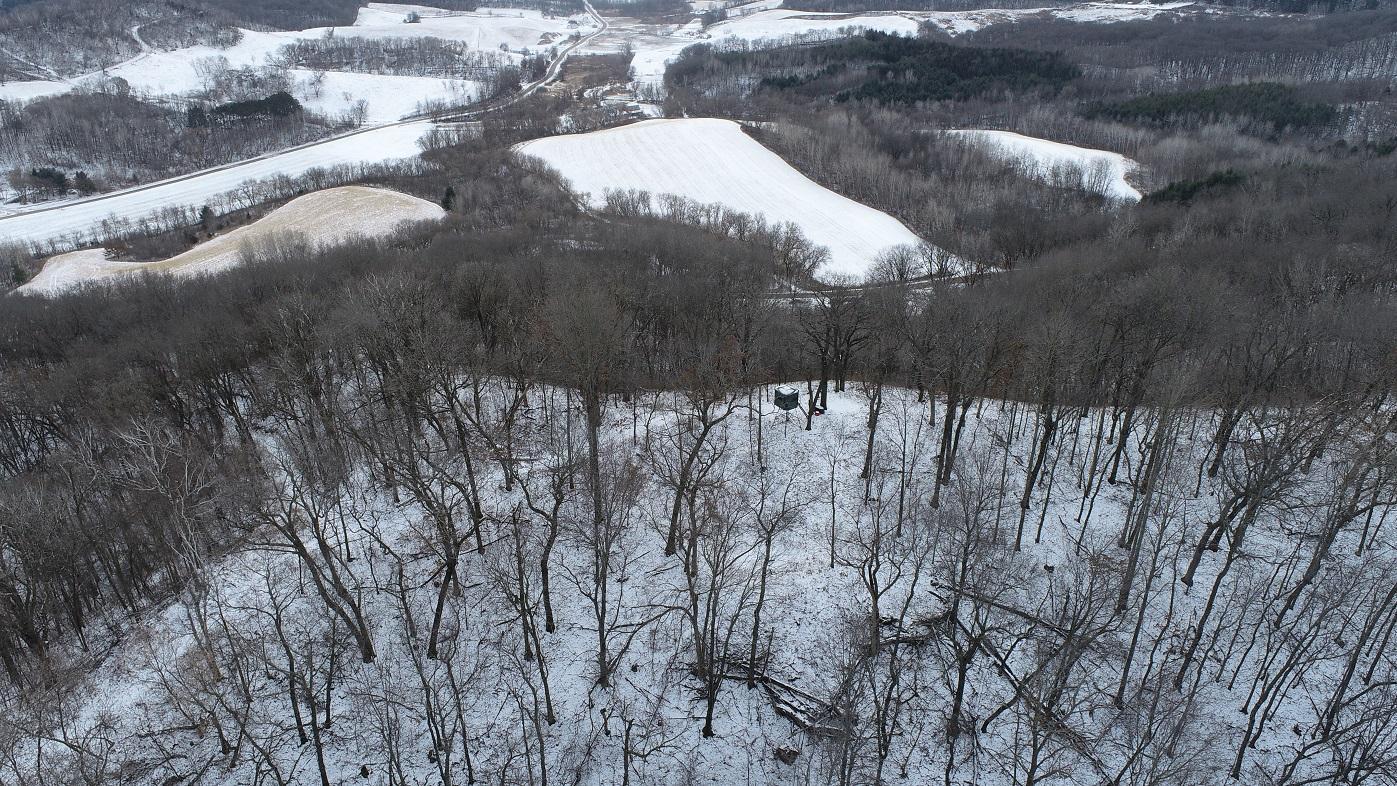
[0,2,609,247]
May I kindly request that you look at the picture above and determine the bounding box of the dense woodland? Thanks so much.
[677,32,1082,105]
[274,37,517,81]
[1,2,1397,786]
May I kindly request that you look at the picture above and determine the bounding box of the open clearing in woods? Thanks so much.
[15,186,444,296]
[515,117,926,280]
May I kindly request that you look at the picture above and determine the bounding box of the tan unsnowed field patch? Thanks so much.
[16,186,445,297]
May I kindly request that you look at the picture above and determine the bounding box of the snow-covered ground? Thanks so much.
[516,117,925,280]
[948,129,1143,201]
[15,185,444,295]
[0,79,70,103]
[5,380,1389,786]
[0,123,434,248]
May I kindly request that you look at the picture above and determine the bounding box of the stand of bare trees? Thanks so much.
[0,101,1394,785]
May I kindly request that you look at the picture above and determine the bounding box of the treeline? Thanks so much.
[784,0,1070,10]
[5,166,100,199]
[841,31,1079,104]
[201,89,302,121]
[965,8,1397,77]
[669,31,1080,107]
[1205,0,1397,12]
[1142,168,1244,204]
[964,11,1397,137]
[1085,82,1338,134]
[275,35,514,80]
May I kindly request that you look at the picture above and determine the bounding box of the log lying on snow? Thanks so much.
[719,663,850,739]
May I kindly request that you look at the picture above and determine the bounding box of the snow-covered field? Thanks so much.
[949,129,1143,201]
[0,122,434,248]
[516,118,924,280]
[15,186,444,295]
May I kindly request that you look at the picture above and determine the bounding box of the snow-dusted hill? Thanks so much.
[949,129,1143,202]
[15,186,444,295]
[516,118,927,280]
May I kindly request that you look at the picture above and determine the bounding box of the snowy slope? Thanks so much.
[516,118,924,280]
[948,129,1142,201]
[7,380,1389,786]
[0,122,434,248]
[16,186,444,295]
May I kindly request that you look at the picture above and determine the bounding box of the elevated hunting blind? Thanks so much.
[774,386,800,412]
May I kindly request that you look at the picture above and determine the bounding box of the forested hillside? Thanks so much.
[1,1,1396,785]
[1,113,1395,782]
